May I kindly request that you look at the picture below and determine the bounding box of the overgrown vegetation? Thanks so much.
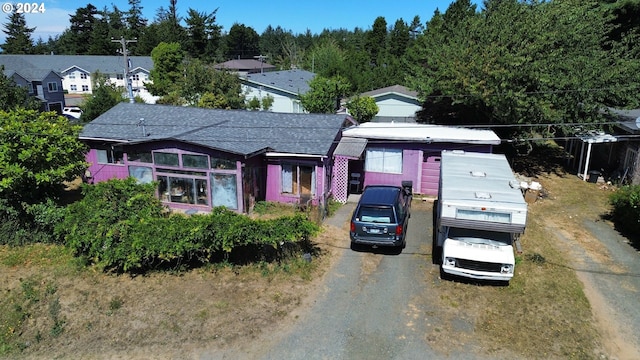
[56,178,320,273]
[609,184,640,241]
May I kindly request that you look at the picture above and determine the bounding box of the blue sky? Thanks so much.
[6,0,480,43]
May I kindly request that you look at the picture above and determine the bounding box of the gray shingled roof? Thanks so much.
[0,55,62,81]
[0,55,153,74]
[80,103,346,157]
[360,85,418,99]
[214,59,276,72]
[243,69,315,95]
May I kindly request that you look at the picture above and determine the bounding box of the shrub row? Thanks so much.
[56,178,319,272]
[609,184,640,235]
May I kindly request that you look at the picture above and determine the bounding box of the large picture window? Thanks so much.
[211,174,237,209]
[129,166,153,184]
[365,148,402,174]
[281,164,315,195]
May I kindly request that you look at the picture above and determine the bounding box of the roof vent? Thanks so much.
[470,171,486,177]
[475,192,491,199]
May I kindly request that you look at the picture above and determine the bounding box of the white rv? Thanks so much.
[435,151,528,283]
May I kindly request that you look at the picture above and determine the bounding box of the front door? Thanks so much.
[421,153,441,196]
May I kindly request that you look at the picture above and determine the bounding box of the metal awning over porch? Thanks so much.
[568,131,618,181]
[334,137,368,159]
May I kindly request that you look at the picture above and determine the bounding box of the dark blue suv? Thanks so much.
[350,183,412,251]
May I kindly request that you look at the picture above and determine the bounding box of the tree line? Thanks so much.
[2,0,639,133]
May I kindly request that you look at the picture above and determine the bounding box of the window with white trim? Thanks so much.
[80,73,87,80]
[82,85,89,92]
[70,85,77,91]
[365,148,403,174]
[47,82,58,92]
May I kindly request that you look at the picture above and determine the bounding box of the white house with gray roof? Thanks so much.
[241,69,315,113]
[0,54,157,103]
[356,85,421,123]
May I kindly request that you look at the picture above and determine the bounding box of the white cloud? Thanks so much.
[0,8,73,43]
[25,8,74,41]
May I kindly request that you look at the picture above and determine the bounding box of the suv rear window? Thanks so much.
[356,206,395,223]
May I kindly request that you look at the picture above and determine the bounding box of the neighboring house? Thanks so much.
[214,58,276,75]
[1,56,65,112]
[612,108,640,184]
[0,55,156,103]
[331,122,502,202]
[354,85,421,123]
[241,69,315,113]
[79,103,348,214]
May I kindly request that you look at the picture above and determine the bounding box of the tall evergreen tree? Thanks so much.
[184,8,221,60]
[88,8,116,55]
[126,0,147,55]
[1,11,35,54]
[66,4,99,54]
[225,23,260,59]
[365,16,388,65]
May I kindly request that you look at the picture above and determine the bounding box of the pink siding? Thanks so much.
[265,162,325,205]
[85,149,129,183]
[362,149,421,190]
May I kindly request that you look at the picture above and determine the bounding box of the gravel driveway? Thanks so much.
[557,218,640,359]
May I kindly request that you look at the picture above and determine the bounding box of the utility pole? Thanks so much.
[112,37,137,103]
[253,55,268,74]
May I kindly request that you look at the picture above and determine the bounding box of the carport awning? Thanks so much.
[334,137,367,159]
[577,131,618,181]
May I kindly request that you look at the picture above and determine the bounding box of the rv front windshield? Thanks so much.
[448,227,513,246]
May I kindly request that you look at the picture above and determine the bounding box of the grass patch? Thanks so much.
[0,244,81,275]
[252,201,296,217]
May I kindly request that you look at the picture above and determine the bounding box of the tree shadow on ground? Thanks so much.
[502,141,570,178]
[599,213,640,252]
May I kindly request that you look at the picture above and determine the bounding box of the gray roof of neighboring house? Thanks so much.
[609,107,640,134]
[0,54,153,75]
[1,55,62,81]
[214,59,276,73]
[243,69,315,95]
[80,103,346,157]
[360,85,419,99]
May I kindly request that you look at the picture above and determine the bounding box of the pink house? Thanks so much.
[80,103,349,213]
[332,123,502,202]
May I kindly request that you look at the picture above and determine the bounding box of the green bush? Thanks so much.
[0,198,64,245]
[57,178,320,272]
[609,184,640,234]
